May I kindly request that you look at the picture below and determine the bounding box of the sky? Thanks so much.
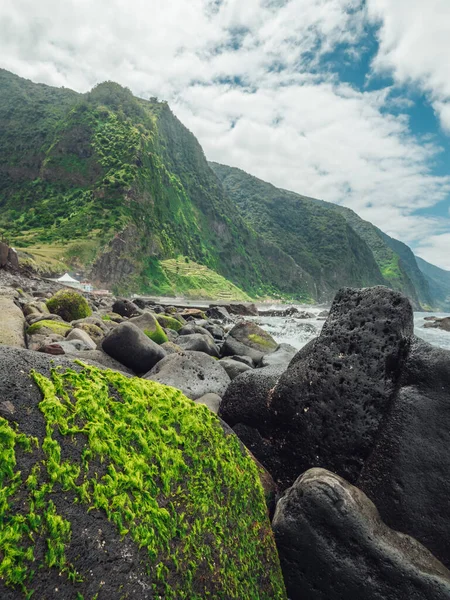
[1,0,450,268]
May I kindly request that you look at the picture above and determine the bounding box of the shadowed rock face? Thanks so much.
[273,469,450,600]
[358,337,450,569]
[220,286,414,489]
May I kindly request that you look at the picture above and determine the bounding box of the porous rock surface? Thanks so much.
[273,468,450,600]
[0,346,285,600]
[144,351,230,400]
[358,337,450,568]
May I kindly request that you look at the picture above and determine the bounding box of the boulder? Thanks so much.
[226,303,258,317]
[74,322,105,345]
[206,305,232,321]
[273,469,450,600]
[26,319,72,338]
[219,358,253,380]
[261,287,413,488]
[0,346,285,600]
[38,340,92,355]
[203,322,225,340]
[357,337,450,568]
[260,343,297,368]
[176,333,220,358]
[22,300,49,317]
[0,241,9,267]
[102,322,166,373]
[144,351,231,400]
[156,314,185,331]
[219,365,285,472]
[227,354,255,367]
[46,289,92,321]
[195,392,222,413]
[161,341,183,354]
[67,327,97,350]
[129,312,168,344]
[0,288,25,347]
[221,321,278,364]
[165,328,179,342]
[178,323,213,338]
[423,317,450,332]
[179,308,207,320]
[64,349,134,374]
[111,298,141,318]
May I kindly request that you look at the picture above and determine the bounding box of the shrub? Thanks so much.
[46,289,92,322]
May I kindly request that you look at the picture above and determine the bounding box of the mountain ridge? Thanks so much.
[0,68,447,308]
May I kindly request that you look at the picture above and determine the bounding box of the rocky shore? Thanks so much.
[1,263,450,599]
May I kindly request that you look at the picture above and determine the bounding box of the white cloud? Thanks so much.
[367,0,450,131]
[415,233,450,270]
[0,0,449,268]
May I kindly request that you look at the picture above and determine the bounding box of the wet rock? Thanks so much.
[129,312,168,344]
[102,322,166,374]
[273,468,450,600]
[423,317,450,332]
[144,351,230,400]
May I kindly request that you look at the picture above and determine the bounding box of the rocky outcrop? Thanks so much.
[358,337,450,568]
[273,469,450,600]
[219,287,414,489]
[423,316,450,332]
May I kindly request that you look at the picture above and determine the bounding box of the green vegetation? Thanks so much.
[0,363,286,598]
[161,257,252,301]
[143,322,168,345]
[26,319,72,336]
[46,289,92,321]
[156,314,184,332]
[248,333,278,350]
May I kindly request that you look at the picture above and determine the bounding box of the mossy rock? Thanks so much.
[74,323,104,345]
[46,289,92,322]
[129,312,168,345]
[26,319,72,337]
[0,347,286,600]
[156,314,183,332]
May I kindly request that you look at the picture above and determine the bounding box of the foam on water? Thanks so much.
[253,306,450,351]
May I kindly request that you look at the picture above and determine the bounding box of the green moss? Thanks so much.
[101,314,111,321]
[248,333,278,349]
[143,322,168,345]
[0,365,286,599]
[156,314,183,332]
[26,319,72,336]
[46,289,92,322]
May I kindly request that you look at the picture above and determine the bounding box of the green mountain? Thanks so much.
[210,163,443,310]
[0,69,446,308]
[415,256,450,311]
[0,69,315,300]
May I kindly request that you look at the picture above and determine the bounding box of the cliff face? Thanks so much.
[211,162,445,310]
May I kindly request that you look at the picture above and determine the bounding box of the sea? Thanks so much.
[253,307,450,351]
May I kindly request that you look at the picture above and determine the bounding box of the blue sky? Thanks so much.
[1,0,449,267]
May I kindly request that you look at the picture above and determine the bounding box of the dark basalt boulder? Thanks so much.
[111,298,141,318]
[176,333,220,358]
[423,317,450,332]
[221,321,278,364]
[206,305,232,321]
[178,324,213,338]
[102,322,166,374]
[257,286,413,488]
[219,358,253,380]
[358,337,450,568]
[273,468,450,600]
[144,351,231,400]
